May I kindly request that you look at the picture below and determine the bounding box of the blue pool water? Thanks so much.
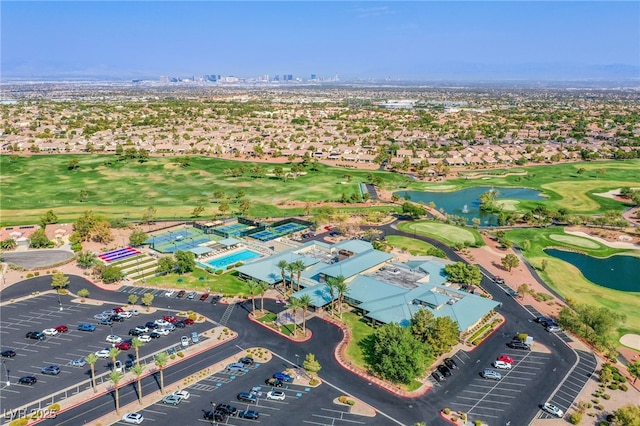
[202,250,261,270]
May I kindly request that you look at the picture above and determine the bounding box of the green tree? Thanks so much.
[74,210,98,241]
[77,288,90,300]
[156,257,175,274]
[77,250,97,268]
[85,353,99,393]
[402,202,426,219]
[427,317,460,356]
[51,271,70,291]
[29,228,51,248]
[326,275,345,315]
[40,210,58,227]
[91,220,114,244]
[246,279,259,314]
[129,228,148,247]
[628,360,640,384]
[443,262,482,287]
[154,353,169,394]
[611,404,640,426]
[335,279,349,319]
[410,309,436,343]
[67,158,80,170]
[174,250,195,273]
[501,253,520,272]
[286,263,297,292]
[288,296,303,336]
[218,199,230,216]
[238,199,251,216]
[367,323,432,384]
[540,259,549,271]
[128,294,139,305]
[109,347,121,372]
[0,238,17,250]
[141,206,157,224]
[303,353,322,377]
[131,363,146,404]
[101,265,124,283]
[109,371,124,414]
[141,293,154,310]
[191,205,205,218]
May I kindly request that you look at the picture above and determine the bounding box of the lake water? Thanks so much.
[395,187,545,225]
[544,248,640,292]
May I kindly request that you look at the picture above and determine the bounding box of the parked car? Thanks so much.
[154,319,169,327]
[226,362,246,372]
[128,328,144,336]
[203,410,226,422]
[506,289,520,298]
[26,331,46,340]
[95,349,111,358]
[134,326,149,333]
[54,325,69,333]
[161,394,182,405]
[115,341,132,350]
[186,291,197,300]
[18,376,37,385]
[144,321,159,329]
[546,325,562,333]
[114,360,124,373]
[497,355,515,364]
[494,277,505,284]
[508,341,531,350]
[210,295,222,304]
[437,364,452,377]
[174,321,186,328]
[266,378,283,387]
[41,365,61,375]
[149,332,161,339]
[42,328,59,336]
[215,404,237,416]
[199,292,210,301]
[164,289,175,297]
[98,319,113,326]
[128,309,139,316]
[110,314,125,322]
[175,290,186,299]
[190,331,199,343]
[266,390,286,400]
[273,372,293,382]
[1,350,17,358]
[238,410,259,420]
[93,313,110,321]
[180,336,190,348]
[183,318,195,325]
[121,413,144,424]
[431,370,445,382]
[543,402,564,418]
[172,390,190,400]
[492,360,512,370]
[154,328,170,336]
[112,307,124,313]
[444,357,458,370]
[239,357,254,365]
[119,311,133,319]
[237,392,258,403]
[69,358,86,367]
[106,335,123,344]
[161,323,176,332]
[163,315,178,323]
[481,369,502,380]
[535,316,551,324]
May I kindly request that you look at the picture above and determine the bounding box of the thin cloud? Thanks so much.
[351,6,394,18]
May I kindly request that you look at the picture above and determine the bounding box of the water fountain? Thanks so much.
[462,204,469,214]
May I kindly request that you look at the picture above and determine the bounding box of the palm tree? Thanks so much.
[109,371,124,414]
[334,279,349,319]
[277,260,288,290]
[258,281,269,312]
[131,363,146,404]
[292,259,305,291]
[288,297,303,336]
[286,263,296,293]
[85,353,99,393]
[299,294,312,336]
[246,279,259,314]
[325,276,341,315]
[154,352,169,394]
[131,337,144,365]
[109,347,121,371]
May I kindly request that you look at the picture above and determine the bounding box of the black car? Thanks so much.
[18,376,37,385]
[216,404,237,416]
[128,329,144,336]
[444,357,458,370]
[145,321,159,329]
[266,378,283,387]
[431,370,445,382]
[239,357,254,365]
[535,316,550,324]
[176,290,186,299]
[210,295,222,305]
[125,359,135,370]
[26,331,45,340]
[110,315,125,322]
[149,331,161,339]
[437,364,452,377]
[237,392,258,403]
[508,341,531,350]
[98,319,113,326]
[1,350,16,358]
[203,410,226,422]
[174,321,186,328]
[238,410,259,420]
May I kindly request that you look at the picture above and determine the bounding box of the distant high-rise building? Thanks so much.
[287,74,293,81]
[273,75,280,81]
[160,76,169,83]
[310,74,317,80]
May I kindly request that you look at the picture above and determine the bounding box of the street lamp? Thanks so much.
[57,292,63,311]
[294,354,299,367]
[3,361,9,386]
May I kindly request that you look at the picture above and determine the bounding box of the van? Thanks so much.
[190,331,199,344]
[114,360,123,373]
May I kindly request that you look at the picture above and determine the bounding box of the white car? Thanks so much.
[543,402,564,418]
[93,313,110,320]
[172,390,190,400]
[106,335,123,344]
[42,328,59,337]
[154,319,169,327]
[165,289,175,297]
[492,360,512,370]
[266,390,286,401]
[138,334,151,343]
[122,412,144,424]
[119,311,133,319]
[154,328,170,336]
[180,336,190,348]
[161,324,175,332]
[95,349,111,358]
[128,310,139,316]
[134,326,149,333]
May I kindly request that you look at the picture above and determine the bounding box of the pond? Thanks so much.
[395,187,545,225]
[544,248,640,292]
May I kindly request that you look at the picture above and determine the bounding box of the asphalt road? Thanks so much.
[1,272,579,426]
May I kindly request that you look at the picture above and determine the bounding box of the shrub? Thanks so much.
[474,421,482,426]
[594,404,604,410]
[170,354,176,359]
[309,378,319,386]
[34,271,40,276]
[215,270,223,275]
[9,419,28,426]
[607,383,618,390]
[602,393,611,400]
[619,384,628,391]
[570,412,583,424]
[48,403,61,412]
[598,422,610,426]
[177,352,184,358]
[338,396,349,404]
[443,408,451,415]
[26,273,34,278]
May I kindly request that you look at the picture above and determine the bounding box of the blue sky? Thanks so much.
[2,1,639,81]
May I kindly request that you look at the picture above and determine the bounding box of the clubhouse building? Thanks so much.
[237,239,500,332]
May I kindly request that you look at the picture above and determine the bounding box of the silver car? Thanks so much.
[481,369,502,380]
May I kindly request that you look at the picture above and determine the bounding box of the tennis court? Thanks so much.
[214,222,251,237]
[250,221,309,242]
[148,227,219,253]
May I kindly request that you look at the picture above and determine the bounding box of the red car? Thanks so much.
[324,226,334,231]
[115,341,131,351]
[183,318,195,325]
[112,307,124,313]
[54,325,69,333]
[163,315,178,323]
[199,293,210,301]
[497,355,515,364]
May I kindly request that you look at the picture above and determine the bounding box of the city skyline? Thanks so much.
[1,1,639,82]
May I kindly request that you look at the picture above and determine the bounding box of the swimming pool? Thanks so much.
[201,249,261,271]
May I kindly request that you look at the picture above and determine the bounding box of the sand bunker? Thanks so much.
[620,333,640,351]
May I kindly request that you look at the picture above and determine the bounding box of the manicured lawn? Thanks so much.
[342,312,376,369]
[144,270,249,296]
[507,227,640,336]
[397,220,484,247]
[386,235,443,256]
[0,154,407,224]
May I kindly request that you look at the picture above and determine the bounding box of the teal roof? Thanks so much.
[346,276,406,305]
[219,238,241,246]
[291,284,333,307]
[236,251,305,285]
[188,246,212,256]
[333,240,375,254]
[320,249,393,280]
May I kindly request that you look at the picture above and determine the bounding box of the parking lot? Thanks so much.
[118,286,222,304]
[0,292,214,412]
[446,346,552,422]
[109,359,383,425]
